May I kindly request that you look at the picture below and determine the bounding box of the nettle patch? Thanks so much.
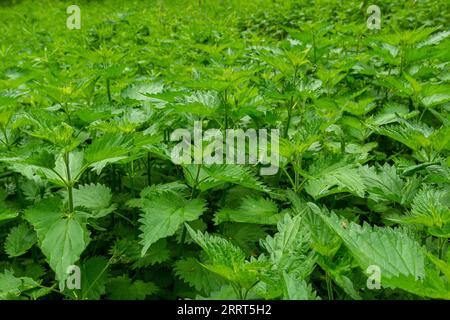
[0,0,449,300]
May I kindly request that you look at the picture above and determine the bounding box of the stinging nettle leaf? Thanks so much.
[139,192,206,256]
[24,198,91,282]
[4,223,37,258]
[71,183,116,218]
[214,196,280,225]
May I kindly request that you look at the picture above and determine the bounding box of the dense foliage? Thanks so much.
[0,0,449,300]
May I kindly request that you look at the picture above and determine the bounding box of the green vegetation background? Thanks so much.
[0,0,449,300]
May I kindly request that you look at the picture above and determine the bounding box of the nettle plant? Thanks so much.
[0,0,449,300]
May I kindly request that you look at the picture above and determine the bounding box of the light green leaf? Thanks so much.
[282,272,318,300]
[139,192,206,256]
[0,270,40,300]
[85,133,132,174]
[0,208,19,223]
[41,218,90,283]
[71,183,116,218]
[260,214,313,277]
[214,197,280,225]
[25,198,90,282]
[318,206,450,299]
[305,160,366,199]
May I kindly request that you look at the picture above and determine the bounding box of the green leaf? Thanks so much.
[376,122,433,151]
[304,204,342,258]
[42,218,90,283]
[4,223,37,258]
[214,197,280,225]
[174,257,226,294]
[320,208,425,277]
[107,276,157,300]
[132,239,171,268]
[282,272,318,300]
[71,183,116,218]
[37,151,85,186]
[0,270,40,300]
[427,254,450,281]
[318,206,450,299]
[221,223,268,253]
[398,188,450,230]
[84,133,132,174]
[202,164,270,193]
[25,198,90,282]
[24,198,63,239]
[260,214,314,277]
[360,164,420,205]
[0,208,19,223]
[0,270,22,298]
[186,224,267,290]
[139,192,206,256]
[305,159,366,199]
[67,256,108,300]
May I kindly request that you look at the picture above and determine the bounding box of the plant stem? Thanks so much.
[12,172,23,203]
[130,160,136,198]
[190,165,201,199]
[326,272,334,300]
[82,255,114,300]
[283,96,293,138]
[312,30,317,65]
[64,152,74,213]
[147,152,152,186]
[106,78,112,104]
[111,164,116,192]
[438,237,446,260]
[179,165,201,253]
[219,89,230,129]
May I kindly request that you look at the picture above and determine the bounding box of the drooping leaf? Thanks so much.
[24,198,90,282]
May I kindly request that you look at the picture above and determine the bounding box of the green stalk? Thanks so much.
[326,272,334,300]
[111,164,116,192]
[294,155,301,192]
[438,237,446,260]
[179,165,201,253]
[106,78,112,104]
[147,152,152,186]
[130,159,136,198]
[12,172,23,203]
[312,31,317,65]
[64,153,74,213]
[190,165,201,199]
[283,96,293,139]
[222,89,229,128]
